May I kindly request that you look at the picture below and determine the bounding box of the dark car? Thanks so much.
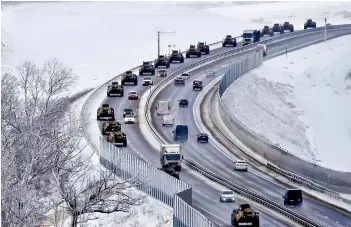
[197,133,209,143]
[193,80,203,91]
[260,26,271,36]
[178,99,189,107]
[123,108,135,118]
[174,77,185,85]
[169,50,184,63]
[222,35,237,47]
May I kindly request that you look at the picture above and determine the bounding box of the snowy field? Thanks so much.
[222,35,351,172]
[2,1,351,94]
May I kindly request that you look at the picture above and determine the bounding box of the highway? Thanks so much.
[98,28,351,226]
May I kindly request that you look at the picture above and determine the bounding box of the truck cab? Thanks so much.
[283,189,303,206]
[172,124,188,141]
[160,144,182,171]
[242,30,260,46]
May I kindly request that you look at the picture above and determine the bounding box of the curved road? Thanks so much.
[99,28,351,226]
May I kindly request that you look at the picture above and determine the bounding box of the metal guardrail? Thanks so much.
[80,25,351,227]
[183,158,323,227]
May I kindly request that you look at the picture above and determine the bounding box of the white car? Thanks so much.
[234,160,248,171]
[180,72,190,80]
[206,70,215,76]
[142,76,153,86]
[219,190,235,202]
[162,114,174,126]
[124,114,135,124]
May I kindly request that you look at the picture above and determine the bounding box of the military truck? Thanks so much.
[260,26,271,36]
[102,120,121,135]
[222,35,237,47]
[304,19,317,29]
[231,204,259,227]
[155,55,170,68]
[169,50,184,63]
[197,42,210,54]
[121,71,138,85]
[186,45,201,58]
[271,23,283,34]
[107,131,127,147]
[97,104,115,120]
[139,61,155,75]
[107,81,123,97]
[282,22,294,32]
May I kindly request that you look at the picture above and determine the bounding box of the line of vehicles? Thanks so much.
[95,19,313,225]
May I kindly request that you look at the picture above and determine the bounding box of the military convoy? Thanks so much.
[231,204,259,227]
[107,82,123,97]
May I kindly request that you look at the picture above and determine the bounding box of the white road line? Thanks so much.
[192,204,226,223]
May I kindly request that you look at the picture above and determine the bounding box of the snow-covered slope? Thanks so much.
[222,35,351,171]
[2,1,351,94]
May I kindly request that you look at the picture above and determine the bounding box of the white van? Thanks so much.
[162,114,174,126]
[234,160,248,171]
[180,73,190,80]
[156,100,170,115]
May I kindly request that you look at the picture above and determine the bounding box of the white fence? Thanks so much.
[98,137,217,227]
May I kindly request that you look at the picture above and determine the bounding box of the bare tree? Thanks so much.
[1,58,84,227]
[52,165,145,227]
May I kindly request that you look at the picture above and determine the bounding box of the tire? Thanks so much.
[120,92,124,97]
[222,43,225,47]
[280,30,284,34]
[122,81,125,85]
[166,63,170,68]
[123,141,127,147]
[139,70,143,75]
[107,92,110,97]
[155,63,158,68]
[304,25,307,29]
[186,54,190,58]
[134,80,138,85]
[97,115,100,120]
[180,57,184,63]
[206,50,210,54]
[152,70,155,75]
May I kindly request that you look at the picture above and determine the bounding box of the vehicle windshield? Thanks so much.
[129,91,137,95]
[125,114,134,118]
[124,109,133,112]
[287,189,302,200]
[166,154,181,160]
[102,104,109,107]
[175,125,188,136]
[143,62,150,65]
[144,77,152,80]
[198,42,204,45]
[243,33,253,39]
[159,70,166,73]
[222,191,234,195]
[180,99,188,103]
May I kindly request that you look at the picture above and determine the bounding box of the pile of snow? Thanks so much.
[2,1,351,94]
[222,35,351,171]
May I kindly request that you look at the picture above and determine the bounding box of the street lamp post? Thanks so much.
[168,45,171,55]
[157,31,176,57]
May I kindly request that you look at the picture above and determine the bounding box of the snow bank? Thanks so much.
[222,35,351,171]
[3,2,351,94]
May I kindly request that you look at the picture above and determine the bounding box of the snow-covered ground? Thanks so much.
[2,1,351,94]
[222,35,351,172]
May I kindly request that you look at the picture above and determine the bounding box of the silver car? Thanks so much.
[219,190,235,202]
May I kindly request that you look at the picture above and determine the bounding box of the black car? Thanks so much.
[169,50,184,63]
[178,99,189,107]
[197,133,209,143]
[123,108,134,118]
[222,35,237,47]
[174,77,185,85]
[193,80,203,91]
[260,26,271,36]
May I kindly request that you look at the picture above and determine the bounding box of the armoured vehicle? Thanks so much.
[107,81,123,97]
[260,26,271,36]
[154,55,170,68]
[107,131,127,147]
[222,35,237,47]
[231,204,259,227]
[102,120,121,135]
[169,50,184,63]
[271,23,283,34]
[139,61,155,75]
[304,19,317,29]
[97,104,115,120]
[197,42,210,54]
[121,71,138,85]
[282,22,294,32]
[186,45,201,58]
